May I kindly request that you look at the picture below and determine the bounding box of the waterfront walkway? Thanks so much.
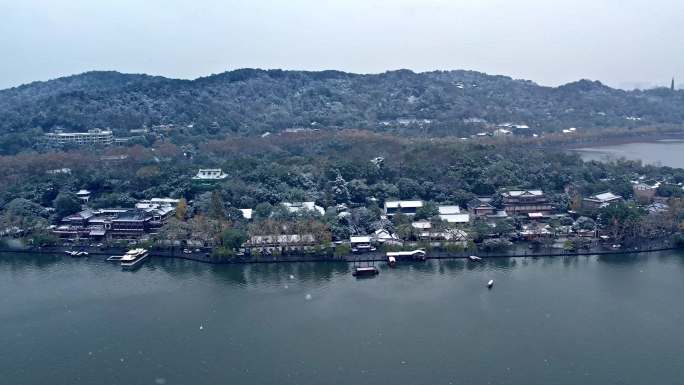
[0,240,678,265]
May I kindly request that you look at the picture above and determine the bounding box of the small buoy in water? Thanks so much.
[487,279,494,289]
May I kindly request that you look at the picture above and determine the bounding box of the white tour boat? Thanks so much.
[108,248,149,270]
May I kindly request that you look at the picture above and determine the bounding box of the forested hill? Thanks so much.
[1,68,683,145]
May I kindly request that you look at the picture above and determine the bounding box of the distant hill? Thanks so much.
[1,68,683,153]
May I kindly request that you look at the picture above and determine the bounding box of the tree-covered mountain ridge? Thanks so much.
[1,68,683,139]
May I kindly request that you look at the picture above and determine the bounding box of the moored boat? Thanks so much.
[113,248,150,270]
[66,250,88,257]
[487,279,494,289]
[386,249,426,261]
[387,256,397,267]
[352,266,379,277]
[468,255,482,261]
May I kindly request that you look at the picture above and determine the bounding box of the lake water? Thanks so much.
[572,140,684,168]
[2,252,684,385]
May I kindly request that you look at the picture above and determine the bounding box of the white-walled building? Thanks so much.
[193,169,228,181]
[45,129,114,146]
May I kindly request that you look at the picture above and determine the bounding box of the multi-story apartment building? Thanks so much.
[45,128,114,146]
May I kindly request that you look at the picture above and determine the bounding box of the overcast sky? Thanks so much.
[1,0,682,90]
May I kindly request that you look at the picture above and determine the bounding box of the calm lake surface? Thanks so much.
[2,252,684,385]
[572,140,684,168]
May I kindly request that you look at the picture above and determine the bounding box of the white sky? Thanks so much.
[1,0,682,89]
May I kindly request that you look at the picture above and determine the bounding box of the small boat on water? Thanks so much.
[66,250,88,257]
[387,256,397,267]
[487,279,494,289]
[352,266,379,277]
[468,255,482,261]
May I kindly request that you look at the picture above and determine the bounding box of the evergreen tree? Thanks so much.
[209,191,225,220]
[53,192,81,217]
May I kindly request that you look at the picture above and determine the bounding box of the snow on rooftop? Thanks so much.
[505,190,543,197]
[193,169,227,180]
[592,192,622,201]
[440,213,470,223]
[350,236,372,243]
[385,200,424,209]
[374,229,398,240]
[411,220,432,230]
[438,205,461,215]
[150,198,180,204]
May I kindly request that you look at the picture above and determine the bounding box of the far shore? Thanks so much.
[562,132,684,151]
[568,136,684,150]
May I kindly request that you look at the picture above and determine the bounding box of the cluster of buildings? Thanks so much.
[469,125,581,139]
[373,187,646,246]
[46,163,668,254]
[44,125,173,147]
[52,198,178,241]
[383,190,555,221]
[322,191,551,249]
[276,190,556,253]
[238,185,644,253]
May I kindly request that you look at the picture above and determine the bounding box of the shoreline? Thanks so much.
[1,243,678,265]
[564,134,684,150]
[569,136,684,150]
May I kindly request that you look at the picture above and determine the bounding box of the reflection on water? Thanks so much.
[596,253,647,266]
[0,251,671,282]
[2,251,684,385]
[0,252,63,272]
